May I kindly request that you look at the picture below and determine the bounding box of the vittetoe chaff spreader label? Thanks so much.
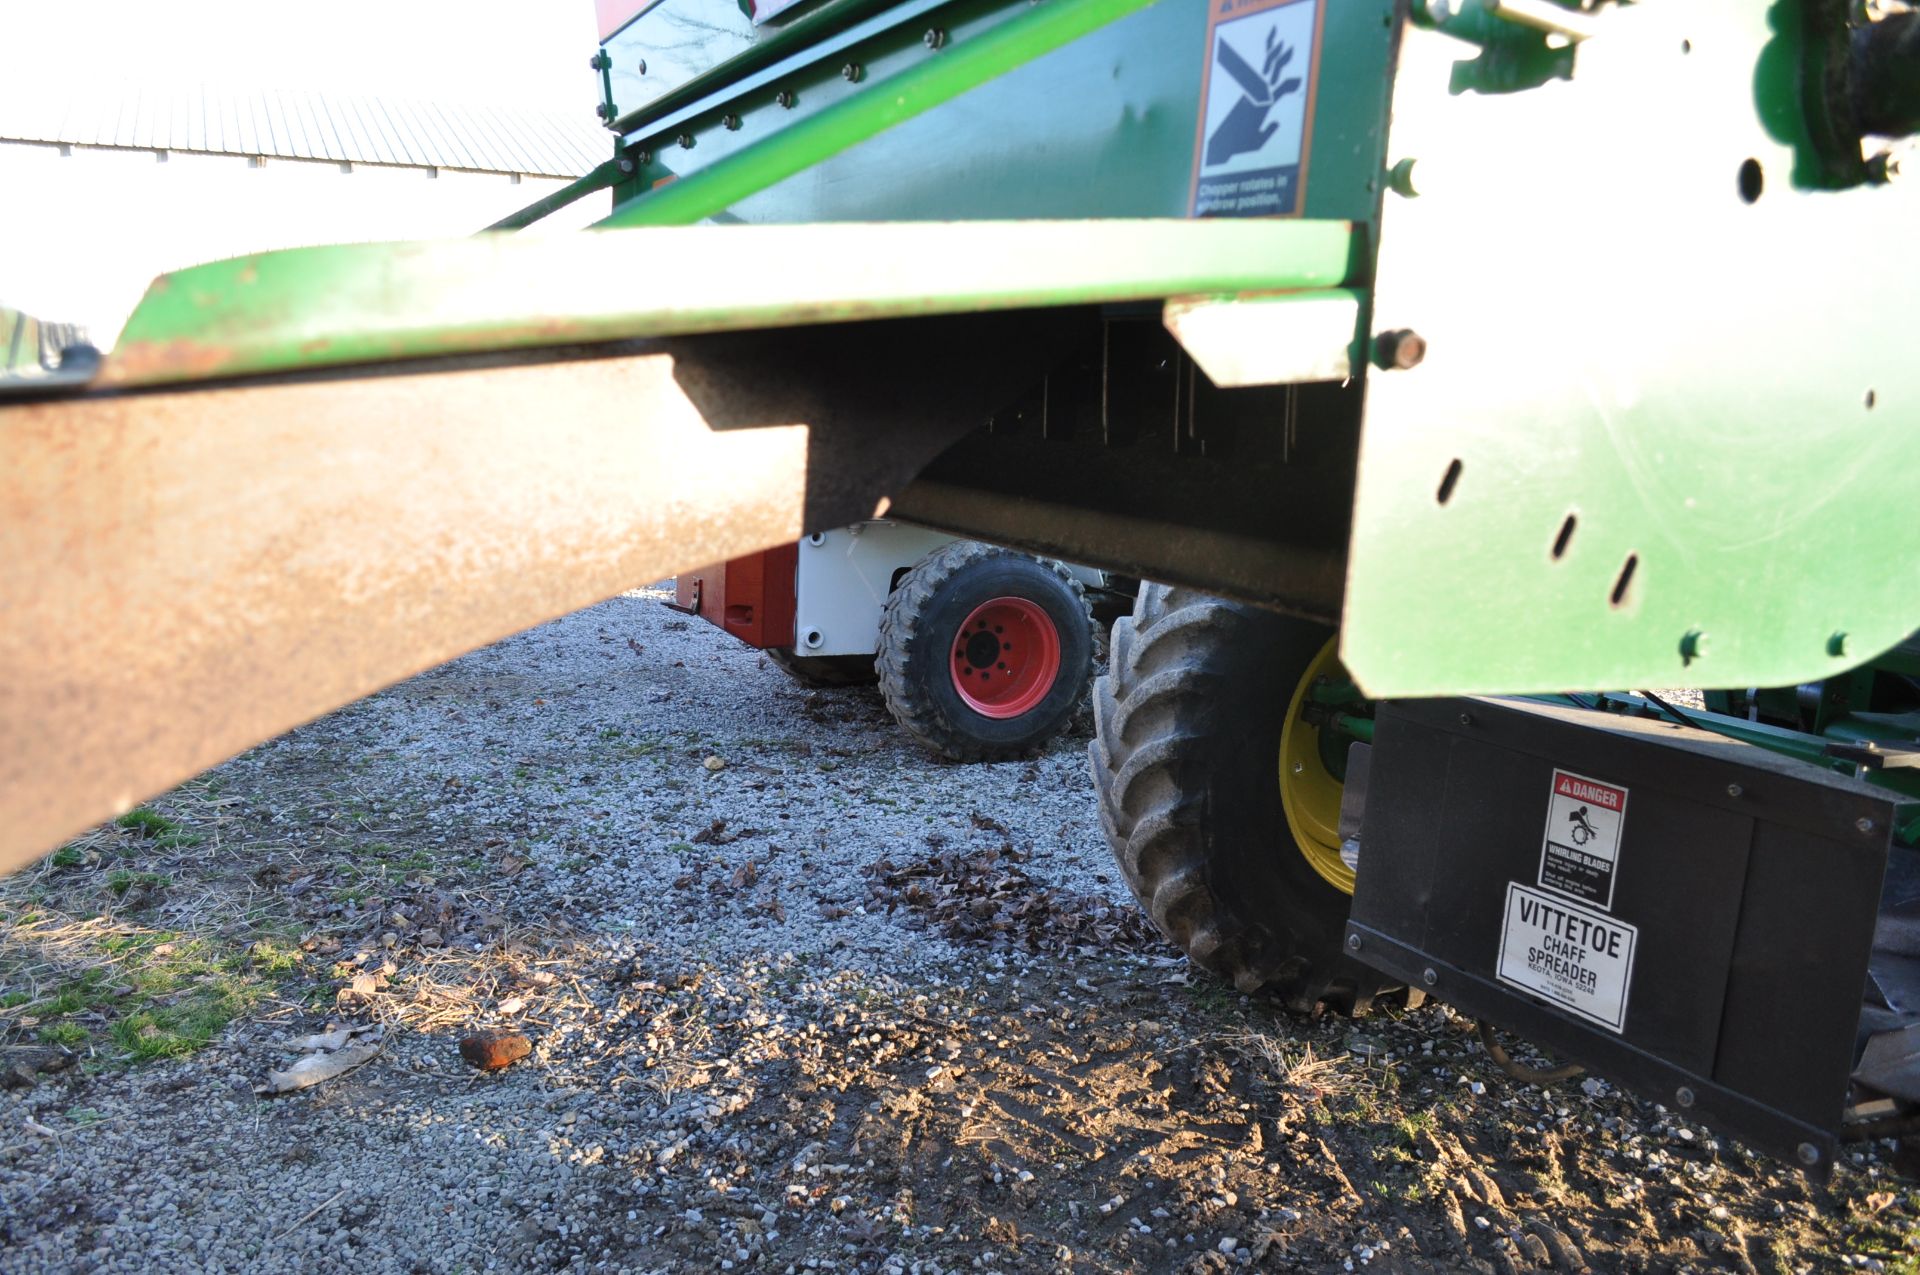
[1496,883,1638,1032]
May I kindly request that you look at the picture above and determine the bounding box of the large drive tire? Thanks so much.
[1091,584,1404,1014]
[765,647,877,688]
[878,542,1096,761]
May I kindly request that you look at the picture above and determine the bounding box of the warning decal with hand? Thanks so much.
[1189,0,1322,218]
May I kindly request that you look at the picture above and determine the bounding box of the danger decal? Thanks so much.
[1538,768,1628,910]
[1189,0,1321,218]
[1496,883,1638,1033]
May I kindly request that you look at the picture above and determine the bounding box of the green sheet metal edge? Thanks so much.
[101,219,1356,388]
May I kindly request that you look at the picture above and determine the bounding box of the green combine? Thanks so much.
[3,0,1917,1171]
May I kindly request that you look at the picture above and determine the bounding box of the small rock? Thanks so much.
[459,1032,532,1071]
[704,756,727,772]
[1218,1237,1239,1254]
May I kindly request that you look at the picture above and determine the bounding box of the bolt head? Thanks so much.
[923,26,947,47]
[1457,712,1473,727]
[1857,816,1877,835]
[1796,1142,1820,1166]
[1421,967,1438,987]
[842,62,862,81]
[596,102,615,121]
[1375,329,1427,371]
[776,90,795,108]
[677,133,694,149]
[616,157,635,174]
[1387,157,1421,198]
[1675,1086,1695,1108]
[723,114,741,131]
[637,58,647,75]
[1347,933,1363,952]
[1726,783,1743,798]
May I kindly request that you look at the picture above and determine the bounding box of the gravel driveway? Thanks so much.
[1,585,1914,1273]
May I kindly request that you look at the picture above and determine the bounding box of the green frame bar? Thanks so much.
[486,160,628,232]
[103,218,1356,387]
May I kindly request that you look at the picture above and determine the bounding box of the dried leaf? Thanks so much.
[459,1032,532,1071]
[255,1043,381,1096]
[285,1026,371,1052]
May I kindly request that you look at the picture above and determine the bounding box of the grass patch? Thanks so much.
[1394,1110,1436,1147]
[106,870,171,898]
[248,938,302,975]
[49,846,87,869]
[1,913,297,1065]
[112,807,200,850]
[114,808,179,838]
[360,842,435,875]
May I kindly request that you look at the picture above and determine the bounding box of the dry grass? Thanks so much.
[1215,1029,1357,1102]
[349,928,588,1035]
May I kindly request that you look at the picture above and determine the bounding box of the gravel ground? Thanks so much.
[2,585,1916,1274]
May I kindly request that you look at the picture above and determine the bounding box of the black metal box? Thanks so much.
[1348,698,1897,1172]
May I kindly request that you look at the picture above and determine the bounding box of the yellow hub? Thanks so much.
[1278,636,1357,895]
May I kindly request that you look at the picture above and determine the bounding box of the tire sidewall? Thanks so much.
[1198,611,1358,962]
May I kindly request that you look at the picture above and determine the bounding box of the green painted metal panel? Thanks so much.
[101,218,1356,387]
[1344,0,1920,698]
[603,0,1396,227]
[600,0,1167,227]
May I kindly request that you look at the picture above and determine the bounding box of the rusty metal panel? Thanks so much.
[0,313,1071,871]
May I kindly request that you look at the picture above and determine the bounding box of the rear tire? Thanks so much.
[1090,584,1405,1013]
[765,647,877,688]
[878,542,1095,761]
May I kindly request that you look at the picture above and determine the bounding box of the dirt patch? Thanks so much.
[865,837,1169,958]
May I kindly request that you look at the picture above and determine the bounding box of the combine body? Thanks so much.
[4,0,1919,1171]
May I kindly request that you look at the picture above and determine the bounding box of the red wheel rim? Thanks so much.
[950,596,1062,719]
